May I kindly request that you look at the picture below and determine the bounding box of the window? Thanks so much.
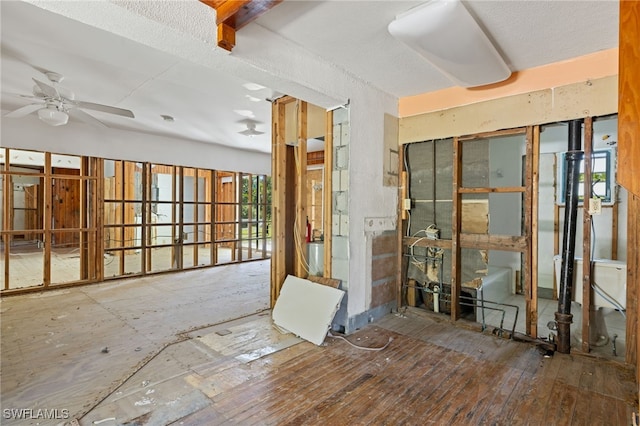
[557,149,615,205]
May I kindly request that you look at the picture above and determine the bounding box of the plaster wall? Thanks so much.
[230,25,398,328]
[1,115,271,175]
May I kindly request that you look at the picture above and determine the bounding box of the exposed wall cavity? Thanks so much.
[405,139,488,317]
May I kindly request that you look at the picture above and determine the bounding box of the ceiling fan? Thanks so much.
[239,121,265,136]
[3,71,135,127]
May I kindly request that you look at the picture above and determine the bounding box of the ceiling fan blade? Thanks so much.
[3,103,44,118]
[32,78,59,99]
[5,92,42,101]
[68,108,107,128]
[75,101,134,118]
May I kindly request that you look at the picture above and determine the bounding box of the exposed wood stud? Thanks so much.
[581,116,593,353]
[458,127,527,141]
[458,186,526,194]
[523,125,534,336]
[451,137,462,321]
[294,100,308,278]
[531,125,540,338]
[618,0,640,380]
[43,152,51,287]
[398,145,407,311]
[96,158,105,282]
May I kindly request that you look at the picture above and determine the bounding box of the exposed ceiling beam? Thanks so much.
[201,0,282,51]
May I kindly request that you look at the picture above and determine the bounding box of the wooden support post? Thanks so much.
[96,158,105,281]
[43,152,51,287]
[79,157,88,281]
[397,145,407,311]
[451,137,462,321]
[529,125,539,337]
[618,0,639,375]
[582,117,593,353]
[294,100,308,278]
[236,172,243,262]
[271,98,289,306]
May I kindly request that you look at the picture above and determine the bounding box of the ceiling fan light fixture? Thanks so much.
[239,122,264,136]
[37,107,68,126]
[388,0,511,88]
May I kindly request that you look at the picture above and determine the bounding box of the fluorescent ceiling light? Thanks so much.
[37,107,68,126]
[388,0,511,87]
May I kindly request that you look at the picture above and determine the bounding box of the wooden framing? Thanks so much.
[618,0,640,373]
[294,100,308,277]
[200,0,282,51]
[530,125,540,337]
[397,145,407,310]
[523,126,534,336]
[1,149,268,295]
[401,128,534,330]
[43,152,52,287]
[96,158,105,281]
[270,96,293,306]
[618,0,640,199]
[581,117,594,353]
[450,137,462,321]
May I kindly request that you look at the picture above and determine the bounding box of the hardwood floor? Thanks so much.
[187,311,634,425]
[87,309,636,425]
[2,262,636,426]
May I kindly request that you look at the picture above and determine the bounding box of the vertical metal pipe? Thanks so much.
[556,119,584,354]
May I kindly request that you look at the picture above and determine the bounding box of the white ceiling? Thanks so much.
[1,0,619,156]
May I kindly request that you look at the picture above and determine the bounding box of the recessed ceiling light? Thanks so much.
[245,95,262,102]
[233,109,255,118]
[160,114,174,122]
[243,82,266,91]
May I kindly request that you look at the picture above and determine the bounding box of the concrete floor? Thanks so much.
[0,260,270,425]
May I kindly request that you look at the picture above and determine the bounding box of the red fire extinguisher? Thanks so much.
[306,217,312,243]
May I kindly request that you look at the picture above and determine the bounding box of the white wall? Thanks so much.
[1,115,271,175]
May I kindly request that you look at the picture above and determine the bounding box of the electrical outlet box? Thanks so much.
[589,198,602,215]
[402,198,412,210]
[425,227,440,240]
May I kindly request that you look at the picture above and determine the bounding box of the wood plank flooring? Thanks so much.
[81,309,636,426]
[2,261,637,426]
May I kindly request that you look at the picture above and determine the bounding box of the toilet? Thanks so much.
[553,256,626,347]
